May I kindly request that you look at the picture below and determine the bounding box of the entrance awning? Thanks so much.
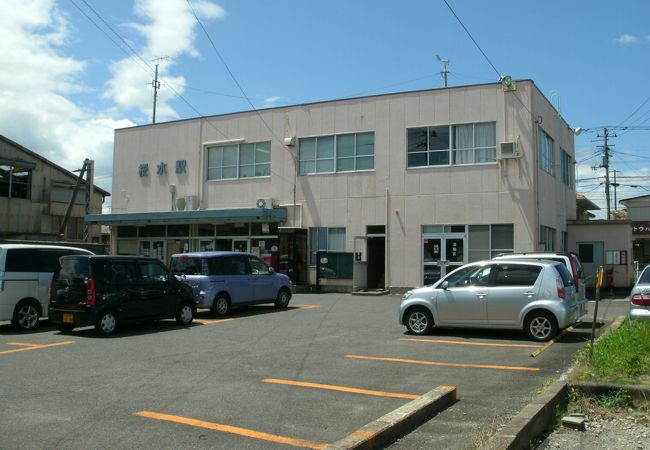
[85,208,287,225]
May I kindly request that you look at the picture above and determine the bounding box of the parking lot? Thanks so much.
[0,294,627,449]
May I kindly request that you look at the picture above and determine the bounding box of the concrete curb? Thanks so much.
[571,382,650,401]
[484,315,633,450]
[485,379,569,450]
[325,385,456,450]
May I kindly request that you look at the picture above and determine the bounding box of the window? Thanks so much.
[207,141,271,180]
[494,264,541,286]
[139,261,168,282]
[309,227,346,264]
[539,225,556,251]
[444,264,492,288]
[105,262,138,284]
[539,128,554,175]
[0,164,32,199]
[248,256,269,275]
[299,132,374,175]
[407,122,496,167]
[560,149,573,187]
[223,255,249,275]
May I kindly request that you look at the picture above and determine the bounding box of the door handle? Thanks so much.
[523,291,535,297]
[475,292,487,298]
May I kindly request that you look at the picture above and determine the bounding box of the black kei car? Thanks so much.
[49,255,196,336]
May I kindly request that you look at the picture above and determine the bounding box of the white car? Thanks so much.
[399,259,584,341]
[629,265,650,321]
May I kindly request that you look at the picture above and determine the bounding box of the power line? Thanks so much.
[442,0,501,78]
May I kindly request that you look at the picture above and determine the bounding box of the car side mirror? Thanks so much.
[441,280,449,290]
[268,267,276,274]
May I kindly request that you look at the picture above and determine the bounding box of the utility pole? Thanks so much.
[593,128,614,220]
[152,62,161,124]
[611,170,619,215]
[151,57,169,124]
[436,55,450,88]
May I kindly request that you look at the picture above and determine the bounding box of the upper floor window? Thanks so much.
[299,132,374,175]
[207,141,271,181]
[407,122,496,168]
[0,164,32,199]
[538,129,554,175]
[560,148,573,187]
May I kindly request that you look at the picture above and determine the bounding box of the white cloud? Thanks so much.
[263,96,289,107]
[0,0,135,210]
[615,34,639,44]
[104,0,225,120]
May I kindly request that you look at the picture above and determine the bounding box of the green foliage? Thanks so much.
[574,320,650,384]
[597,390,632,409]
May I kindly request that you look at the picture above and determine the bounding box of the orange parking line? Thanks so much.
[0,341,74,356]
[193,318,235,325]
[134,411,327,449]
[400,338,542,348]
[294,304,320,310]
[346,354,540,372]
[261,378,419,400]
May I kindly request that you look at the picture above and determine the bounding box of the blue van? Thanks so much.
[169,251,294,316]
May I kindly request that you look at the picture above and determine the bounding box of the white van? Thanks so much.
[0,244,94,330]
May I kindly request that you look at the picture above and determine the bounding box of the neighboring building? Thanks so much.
[0,135,110,243]
[88,80,577,292]
[620,194,650,273]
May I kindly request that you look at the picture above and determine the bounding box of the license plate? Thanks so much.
[63,313,74,324]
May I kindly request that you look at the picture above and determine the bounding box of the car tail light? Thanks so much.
[86,277,96,306]
[556,278,565,300]
[569,257,579,288]
[631,293,650,306]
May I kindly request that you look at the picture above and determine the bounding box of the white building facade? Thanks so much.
[89,80,576,291]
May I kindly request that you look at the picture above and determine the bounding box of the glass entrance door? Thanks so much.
[140,240,166,263]
[422,234,466,285]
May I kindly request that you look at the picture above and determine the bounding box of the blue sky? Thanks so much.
[1,0,649,216]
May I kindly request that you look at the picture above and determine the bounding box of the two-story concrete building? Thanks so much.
[88,80,577,292]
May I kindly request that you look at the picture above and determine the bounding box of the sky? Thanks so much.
[1,0,649,217]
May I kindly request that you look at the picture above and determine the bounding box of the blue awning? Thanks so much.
[85,208,287,225]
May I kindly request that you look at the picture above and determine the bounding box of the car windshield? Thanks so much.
[638,267,650,284]
[170,256,206,275]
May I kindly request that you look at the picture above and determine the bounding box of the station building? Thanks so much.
[87,80,577,292]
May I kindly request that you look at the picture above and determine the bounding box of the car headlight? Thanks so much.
[401,290,413,302]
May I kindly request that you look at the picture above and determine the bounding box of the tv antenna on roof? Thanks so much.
[436,54,450,87]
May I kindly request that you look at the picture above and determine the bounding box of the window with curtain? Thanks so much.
[0,164,32,199]
[299,132,374,175]
[539,129,554,175]
[309,227,346,264]
[206,141,271,180]
[408,122,496,167]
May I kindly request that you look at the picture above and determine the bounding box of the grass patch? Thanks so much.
[572,319,650,384]
[566,388,649,425]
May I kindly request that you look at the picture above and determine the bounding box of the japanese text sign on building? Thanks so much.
[156,162,167,175]
[139,160,188,177]
[138,163,149,177]
[632,222,650,233]
[176,160,187,174]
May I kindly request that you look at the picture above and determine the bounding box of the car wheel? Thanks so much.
[405,307,433,335]
[211,294,230,317]
[176,303,194,325]
[57,323,75,333]
[95,310,118,336]
[525,311,558,342]
[12,300,40,330]
[274,288,291,309]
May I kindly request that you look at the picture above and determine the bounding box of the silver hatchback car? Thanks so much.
[399,259,583,341]
[629,265,650,321]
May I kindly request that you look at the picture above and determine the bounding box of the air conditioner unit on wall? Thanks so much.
[498,142,520,159]
[255,197,274,209]
[184,195,199,210]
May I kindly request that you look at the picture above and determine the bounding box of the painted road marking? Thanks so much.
[0,341,74,356]
[261,378,419,400]
[401,338,542,349]
[193,318,236,325]
[294,304,320,310]
[134,411,327,449]
[346,354,540,372]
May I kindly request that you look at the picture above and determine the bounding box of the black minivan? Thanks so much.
[49,255,196,336]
